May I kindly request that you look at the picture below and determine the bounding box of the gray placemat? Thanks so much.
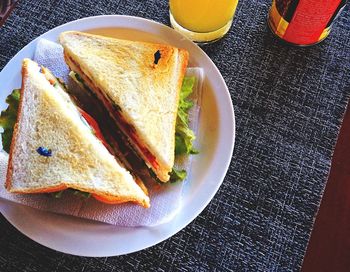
[0,0,350,271]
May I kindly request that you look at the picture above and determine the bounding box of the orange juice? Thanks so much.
[169,0,238,33]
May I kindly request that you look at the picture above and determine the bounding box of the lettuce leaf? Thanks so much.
[0,89,20,153]
[51,189,91,199]
[175,77,198,156]
[50,190,64,198]
[169,168,187,183]
[170,77,199,183]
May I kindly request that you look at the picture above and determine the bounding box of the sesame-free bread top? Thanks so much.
[5,59,150,208]
[59,31,189,182]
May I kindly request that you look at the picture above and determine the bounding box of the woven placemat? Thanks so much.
[0,0,350,271]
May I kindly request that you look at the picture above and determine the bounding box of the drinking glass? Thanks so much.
[169,0,238,43]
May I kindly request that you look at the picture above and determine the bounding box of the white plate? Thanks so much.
[0,15,235,257]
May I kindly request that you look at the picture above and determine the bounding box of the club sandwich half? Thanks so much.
[59,31,189,182]
[5,59,150,207]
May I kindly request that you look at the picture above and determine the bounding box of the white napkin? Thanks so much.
[0,39,203,227]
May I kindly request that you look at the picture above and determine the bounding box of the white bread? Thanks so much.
[5,59,150,208]
[59,31,189,182]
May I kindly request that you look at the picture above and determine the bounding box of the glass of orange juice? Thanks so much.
[169,0,238,43]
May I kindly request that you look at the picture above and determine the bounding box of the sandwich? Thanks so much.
[3,58,150,207]
[59,31,192,183]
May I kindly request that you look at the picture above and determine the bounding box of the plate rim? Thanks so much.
[0,14,235,257]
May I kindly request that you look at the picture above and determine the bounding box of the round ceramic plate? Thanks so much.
[0,15,235,257]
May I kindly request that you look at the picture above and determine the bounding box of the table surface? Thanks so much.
[302,102,350,271]
[0,1,350,271]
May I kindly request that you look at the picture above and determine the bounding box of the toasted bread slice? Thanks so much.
[5,59,150,208]
[59,31,189,182]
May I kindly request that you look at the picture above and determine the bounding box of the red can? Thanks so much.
[268,0,348,46]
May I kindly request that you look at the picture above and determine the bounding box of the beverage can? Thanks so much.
[268,0,348,46]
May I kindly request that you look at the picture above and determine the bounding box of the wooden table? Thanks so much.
[0,1,17,27]
[302,104,350,271]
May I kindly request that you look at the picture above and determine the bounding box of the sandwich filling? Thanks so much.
[69,69,198,184]
[42,68,149,198]
[65,55,161,173]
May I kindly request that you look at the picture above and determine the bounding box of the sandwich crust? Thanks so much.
[59,31,189,182]
[5,59,28,191]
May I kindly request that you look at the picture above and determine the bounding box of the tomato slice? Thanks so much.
[92,194,125,204]
[113,110,159,170]
[79,109,108,147]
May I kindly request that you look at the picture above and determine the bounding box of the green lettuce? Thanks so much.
[51,189,91,199]
[175,77,198,156]
[0,89,20,153]
[169,169,187,183]
[170,77,199,183]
